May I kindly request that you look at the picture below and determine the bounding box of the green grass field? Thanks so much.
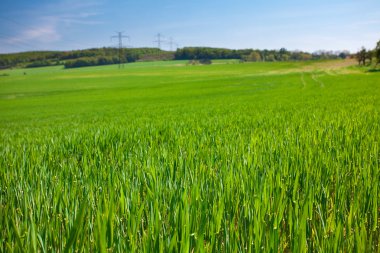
[0,59,379,252]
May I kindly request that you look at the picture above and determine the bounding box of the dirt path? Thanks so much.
[311,73,325,87]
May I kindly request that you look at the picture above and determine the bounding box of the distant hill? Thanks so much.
[0,48,175,69]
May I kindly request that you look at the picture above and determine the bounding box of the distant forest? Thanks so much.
[175,47,350,62]
[0,47,351,69]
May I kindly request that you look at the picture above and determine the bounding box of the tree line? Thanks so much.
[2,42,379,69]
[0,48,174,69]
[356,40,380,66]
[174,47,351,62]
[0,47,352,69]
[64,48,174,68]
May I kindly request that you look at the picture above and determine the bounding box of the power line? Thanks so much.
[111,31,129,68]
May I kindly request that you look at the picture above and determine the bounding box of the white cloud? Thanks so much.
[5,1,104,49]
[6,22,61,46]
[41,13,104,26]
[24,23,61,42]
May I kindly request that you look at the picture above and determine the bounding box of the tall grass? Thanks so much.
[0,61,379,252]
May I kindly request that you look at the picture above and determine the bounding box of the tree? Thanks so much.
[356,47,367,66]
[375,40,380,66]
[301,53,312,61]
[279,48,288,55]
[266,54,275,62]
[199,58,212,65]
[366,50,373,65]
[338,51,350,59]
[246,51,261,62]
[280,54,289,61]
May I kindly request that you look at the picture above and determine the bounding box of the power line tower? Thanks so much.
[169,37,174,51]
[168,38,179,51]
[168,37,179,51]
[111,31,129,68]
[154,33,164,49]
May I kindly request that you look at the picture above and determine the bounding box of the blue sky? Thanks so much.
[0,0,379,53]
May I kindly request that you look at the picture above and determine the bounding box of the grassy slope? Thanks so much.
[0,60,379,252]
[0,60,357,124]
